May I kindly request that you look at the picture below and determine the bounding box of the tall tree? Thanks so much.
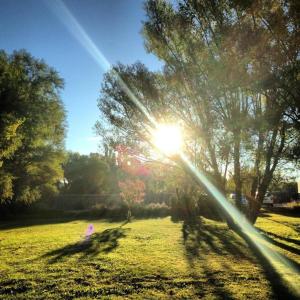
[0,50,66,207]
[97,0,299,223]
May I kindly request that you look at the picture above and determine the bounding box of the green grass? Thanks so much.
[0,212,299,299]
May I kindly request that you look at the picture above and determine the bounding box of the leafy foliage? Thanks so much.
[0,50,66,206]
[63,152,110,195]
[97,0,300,223]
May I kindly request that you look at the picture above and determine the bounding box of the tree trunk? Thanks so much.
[248,122,285,223]
[250,130,264,198]
[127,207,132,222]
[233,130,242,210]
[248,179,268,224]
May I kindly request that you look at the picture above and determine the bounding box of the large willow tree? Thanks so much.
[0,50,66,207]
[97,0,299,223]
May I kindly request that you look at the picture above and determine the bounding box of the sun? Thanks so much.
[152,124,182,155]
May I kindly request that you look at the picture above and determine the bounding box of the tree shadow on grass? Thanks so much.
[235,227,300,300]
[182,219,252,300]
[267,209,300,218]
[182,220,249,259]
[43,227,129,263]
[258,228,300,254]
[182,220,300,300]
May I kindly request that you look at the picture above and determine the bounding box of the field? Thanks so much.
[0,212,299,299]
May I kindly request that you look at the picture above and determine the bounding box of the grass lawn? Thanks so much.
[0,212,299,299]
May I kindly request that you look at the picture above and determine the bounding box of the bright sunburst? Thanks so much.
[152,124,182,155]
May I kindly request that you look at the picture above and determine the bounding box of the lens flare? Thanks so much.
[85,224,94,241]
[46,1,300,296]
[152,124,182,155]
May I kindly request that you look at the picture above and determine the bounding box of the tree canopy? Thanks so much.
[97,0,300,223]
[63,152,110,195]
[0,50,66,206]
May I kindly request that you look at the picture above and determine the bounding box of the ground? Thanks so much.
[0,211,299,299]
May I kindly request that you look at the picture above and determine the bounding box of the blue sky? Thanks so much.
[0,0,162,154]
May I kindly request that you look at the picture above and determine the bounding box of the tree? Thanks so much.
[97,0,299,224]
[143,0,299,222]
[0,50,66,207]
[63,152,110,195]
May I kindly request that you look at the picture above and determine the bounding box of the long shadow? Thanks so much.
[231,226,300,300]
[182,220,248,259]
[267,209,300,218]
[42,227,129,263]
[182,220,300,300]
[260,234,300,256]
[258,228,300,246]
[182,220,252,299]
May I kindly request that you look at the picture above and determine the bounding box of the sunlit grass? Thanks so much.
[0,214,299,299]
